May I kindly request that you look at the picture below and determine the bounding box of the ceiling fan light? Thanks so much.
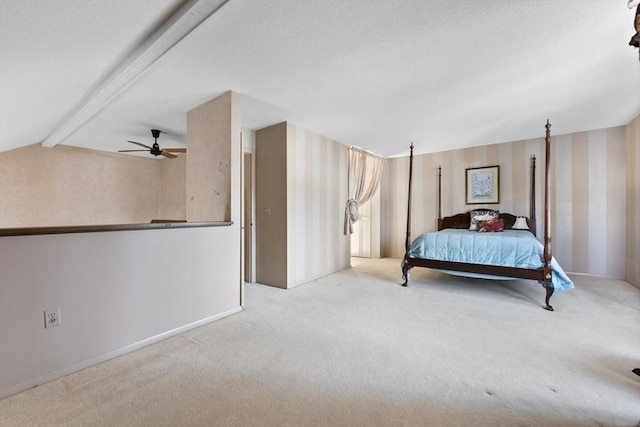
[119,128,185,159]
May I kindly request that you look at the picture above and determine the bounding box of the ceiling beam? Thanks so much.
[41,0,228,148]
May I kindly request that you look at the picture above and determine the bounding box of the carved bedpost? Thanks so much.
[543,120,552,267]
[530,155,537,236]
[437,165,442,230]
[401,143,414,286]
[542,120,554,311]
[404,143,414,255]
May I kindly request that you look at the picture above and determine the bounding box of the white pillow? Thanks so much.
[469,210,499,231]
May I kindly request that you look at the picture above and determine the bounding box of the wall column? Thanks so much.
[187,91,241,222]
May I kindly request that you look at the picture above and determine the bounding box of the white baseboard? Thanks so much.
[0,306,242,399]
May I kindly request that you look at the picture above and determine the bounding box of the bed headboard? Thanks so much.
[438,212,526,231]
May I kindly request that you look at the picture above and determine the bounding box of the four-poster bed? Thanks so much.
[401,120,573,311]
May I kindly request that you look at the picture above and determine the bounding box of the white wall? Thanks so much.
[242,127,256,151]
[0,226,241,398]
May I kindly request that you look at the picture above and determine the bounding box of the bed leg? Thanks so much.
[401,258,411,287]
[544,285,554,311]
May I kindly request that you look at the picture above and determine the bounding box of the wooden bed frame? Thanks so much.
[401,120,555,311]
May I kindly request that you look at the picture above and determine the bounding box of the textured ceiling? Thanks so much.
[1,0,639,158]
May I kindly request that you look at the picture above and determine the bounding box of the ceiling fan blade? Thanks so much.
[163,148,186,153]
[128,140,152,149]
[118,149,149,153]
[160,150,178,158]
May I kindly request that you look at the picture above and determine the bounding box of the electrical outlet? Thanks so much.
[44,308,61,328]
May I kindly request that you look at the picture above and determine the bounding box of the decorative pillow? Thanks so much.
[469,209,499,231]
[477,218,505,232]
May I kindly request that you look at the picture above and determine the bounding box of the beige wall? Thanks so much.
[382,124,628,279]
[0,92,244,227]
[157,155,187,220]
[255,122,350,288]
[186,91,238,222]
[0,143,187,227]
[626,115,640,287]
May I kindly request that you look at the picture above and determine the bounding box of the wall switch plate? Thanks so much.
[44,308,61,328]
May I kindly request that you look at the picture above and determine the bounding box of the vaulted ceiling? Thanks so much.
[1,0,638,158]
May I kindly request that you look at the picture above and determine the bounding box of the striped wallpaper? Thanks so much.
[627,115,639,287]
[382,124,630,280]
[255,122,350,288]
[287,123,350,287]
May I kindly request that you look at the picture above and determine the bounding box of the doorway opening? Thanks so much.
[243,151,254,284]
[350,200,371,258]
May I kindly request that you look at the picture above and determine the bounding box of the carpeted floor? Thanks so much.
[1,258,639,426]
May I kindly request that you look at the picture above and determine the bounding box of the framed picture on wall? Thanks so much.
[466,165,500,204]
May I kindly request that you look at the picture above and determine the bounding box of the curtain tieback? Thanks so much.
[347,199,360,222]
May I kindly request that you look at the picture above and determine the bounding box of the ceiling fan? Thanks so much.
[118,129,186,158]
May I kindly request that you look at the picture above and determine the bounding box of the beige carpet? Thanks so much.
[1,258,639,426]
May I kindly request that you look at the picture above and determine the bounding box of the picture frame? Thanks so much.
[466,165,500,204]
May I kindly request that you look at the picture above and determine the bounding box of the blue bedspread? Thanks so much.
[408,229,574,291]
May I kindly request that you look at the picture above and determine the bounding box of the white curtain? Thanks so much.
[344,146,385,235]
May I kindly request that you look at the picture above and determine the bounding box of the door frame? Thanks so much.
[242,148,256,286]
